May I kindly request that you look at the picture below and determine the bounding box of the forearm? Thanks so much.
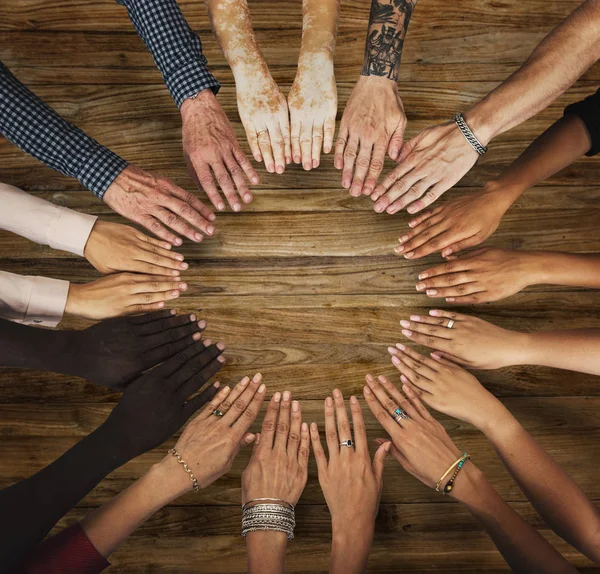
[452,465,577,573]
[81,455,189,558]
[246,531,288,574]
[361,0,418,81]
[299,0,340,60]
[0,425,130,569]
[480,404,600,563]
[329,524,373,574]
[465,0,600,144]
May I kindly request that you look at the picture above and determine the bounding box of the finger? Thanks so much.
[388,342,441,374]
[311,123,324,169]
[153,206,204,243]
[128,276,184,294]
[400,317,454,340]
[363,384,400,437]
[246,124,263,164]
[259,391,281,451]
[134,232,174,252]
[298,422,310,467]
[135,246,187,276]
[197,384,231,420]
[390,354,436,395]
[388,124,405,161]
[142,330,203,367]
[223,372,263,425]
[400,326,454,354]
[288,399,302,458]
[349,395,368,456]
[127,308,177,325]
[258,129,276,173]
[349,142,373,197]
[144,313,204,345]
[363,144,386,197]
[407,207,442,231]
[365,374,420,422]
[441,234,486,259]
[428,309,469,322]
[140,214,180,245]
[274,390,292,451]
[232,145,260,188]
[192,161,226,212]
[401,383,435,422]
[416,270,476,294]
[160,184,216,236]
[341,136,359,189]
[290,115,302,164]
[182,380,221,418]
[430,350,468,367]
[406,182,448,215]
[371,161,415,202]
[324,395,339,459]
[281,117,292,166]
[372,441,391,485]
[125,301,171,314]
[150,339,214,380]
[384,178,434,215]
[334,122,349,170]
[175,343,226,396]
[375,438,412,469]
[128,289,180,307]
[231,376,267,438]
[323,117,336,155]
[211,162,239,212]
[405,230,479,261]
[300,120,313,171]
[424,283,486,300]
[310,422,328,474]
[217,375,253,416]
[446,293,490,305]
[373,170,424,213]
[268,123,286,174]
[332,389,352,450]
[417,258,478,283]
[224,152,251,208]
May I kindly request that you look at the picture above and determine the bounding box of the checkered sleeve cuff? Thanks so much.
[167,58,221,109]
[77,146,129,200]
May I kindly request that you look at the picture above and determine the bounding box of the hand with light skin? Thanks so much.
[364,378,579,574]
[243,391,310,574]
[103,165,216,246]
[65,273,186,320]
[181,89,259,212]
[287,0,339,171]
[398,309,600,376]
[395,187,512,260]
[205,0,291,174]
[84,220,187,277]
[310,389,389,574]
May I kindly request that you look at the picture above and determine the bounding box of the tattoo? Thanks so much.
[361,0,418,81]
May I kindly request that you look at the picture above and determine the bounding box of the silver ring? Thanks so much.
[447,319,455,329]
[339,439,353,448]
[394,408,409,423]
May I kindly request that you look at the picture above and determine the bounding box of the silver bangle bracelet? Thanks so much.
[241,501,296,540]
[453,113,488,155]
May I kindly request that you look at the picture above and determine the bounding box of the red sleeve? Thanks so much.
[11,523,110,574]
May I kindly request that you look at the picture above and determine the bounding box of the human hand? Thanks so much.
[70,310,207,390]
[161,373,267,493]
[288,55,337,171]
[103,165,216,246]
[371,120,480,215]
[395,188,512,260]
[234,69,291,175]
[388,344,501,429]
[181,90,259,212]
[310,389,389,574]
[335,76,406,197]
[363,375,464,492]
[84,220,187,277]
[242,391,310,505]
[398,310,529,369]
[101,339,226,460]
[64,273,185,320]
[416,248,536,303]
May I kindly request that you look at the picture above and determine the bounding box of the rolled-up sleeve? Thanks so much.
[564,88,600,156]
[0,272,69,328]
[0,182,97,256]
[117,0,220,108]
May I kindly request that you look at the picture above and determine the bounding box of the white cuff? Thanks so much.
[48,207,98,257]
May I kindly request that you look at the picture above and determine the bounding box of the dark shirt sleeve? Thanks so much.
[12,524,110,574]
[117,0,220,108]
[0,61,128,199]
[563,88,600,156]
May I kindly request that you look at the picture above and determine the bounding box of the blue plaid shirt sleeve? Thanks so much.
[0,61,129,200]
[117,0,221,108]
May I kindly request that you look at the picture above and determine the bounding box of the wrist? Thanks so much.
[145,455,193,503]
[356,73,398,92]
[463,103,497,147]
[481,180,524,211]
[180,89,217,120]
[64,283,85,317]
[448,463,487,505]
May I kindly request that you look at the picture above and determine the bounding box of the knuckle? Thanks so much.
[150,221,163,233]
[369,159,384,172]
[376,410,389,424]
[276,422,289,434]
[165,213,177,225]
[288,432,300,443]
[233,399,247,412]
[262,420,277,433]
[326,429,338,441]
[444,263,455,273]
[356,157,370,168]
[298,446,310,459]
[243,408,256,420]
[344,148,357,160]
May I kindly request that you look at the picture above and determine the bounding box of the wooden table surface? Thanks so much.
[1,0,600,571]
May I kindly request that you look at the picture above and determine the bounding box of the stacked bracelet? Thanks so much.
[436,452,470,494]
[453,113,488,155]
[241,498,295,540]
[167,448,199,493]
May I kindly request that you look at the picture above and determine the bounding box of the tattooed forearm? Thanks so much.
[361,0,418,81]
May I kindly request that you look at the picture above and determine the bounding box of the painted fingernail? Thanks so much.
[363,386,372,395]
[446,297,456,302]
[350,395,358,404]
[392,356,401,366]
[292,400,300,412]
[419,272,428,280]
[274,392,282,402]
[416,282,426,291]
[426,289,437,296]
[429,310,441,316]
[400,374,409,383]
[216,342,225,351]
[258,383,266,393]
[218,202,225,211]
[198,320,207,328]
[410,315,420,321]
[207,225,215,235]
[396,343,406,351]
[181,262,189,270]
[217,355,226,363]
[252,373,262,383]
[387,346,398,355]
[325,397,333,406]
[240,376,250,387]
[402,329,413,337]
[283,390,291,402]
[233,203,241,212]
[203,338,213,346]
[404,251,415,259]
[400,320,410,328]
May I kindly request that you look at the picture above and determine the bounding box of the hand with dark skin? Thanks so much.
[0,310,210,390]
[0,339,225,570]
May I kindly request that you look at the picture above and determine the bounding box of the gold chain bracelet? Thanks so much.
[167,448,199,492]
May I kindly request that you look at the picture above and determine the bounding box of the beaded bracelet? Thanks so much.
[443,454,471,495]
[167,448,199,492]
[436,453,469,492]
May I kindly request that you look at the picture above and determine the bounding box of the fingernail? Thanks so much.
[218,203,225,211]
[198,320,207,328]
[386,205,399,214]
[176,254,184,261]
[430,310,441,316]
[416,283,426,291]
[258,383,266,393]
[240,376,250,387]
[222,386,231,395]
[407,205,418,214]
[207,225,215,235]
[399,235,409,243]
[252,373,262,383]
[303,162,311,171]
[181,262,189,270]
[392,356,401,366]
[410,315,420,321]
[404,251,415,259]
[431,352,442,359]
[342,179,350,188]
[402,329,413,337]
[174,238,183,246]
[312,159,319,168]
[245,434,255,443]
[446,297,456,302]
[363,386,372,395]
[387,346,398,355]
[325,397,333,406]
[285,156,292,164]
[443,249,454,257]
[170,290,180,297]
[302,422,308,431]
[204,338,213,346]
[213,381,221,388]
[396,343,406,351]
[400,374,409,383]
[294,155,301,164]
[333,388,341,398]
[292,400,300,412]
[217,355,226,363]
[276,165,284,174]
[178,283,187,290]
[395,245,404,253]
[419,272,428,280]
[194,233,203,241]
[274,392,282,402]
[233,203,241,212]
[310,422,318,431]
[283,390,291,402]
[350,395,358,404]
[390,148,398,158]
[400,320,410,328]
[426,289,438,296]
[192,332,202,341]
[251,177,259,184]
[158,302,165,307]
[385,441,392,452]
[189,314,196,322]
[244,194,253,203]
[408,221,417,228]
[366,374,374,383]
[216,342,225,351]
[374,203,385,213]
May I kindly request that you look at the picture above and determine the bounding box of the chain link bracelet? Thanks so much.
[167,448,199,493]
[453,113,488,155]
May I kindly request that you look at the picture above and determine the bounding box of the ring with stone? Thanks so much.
[394,408,409,422]
[447,319,455,329]
[339,439,353,448]
[213,409,224,417]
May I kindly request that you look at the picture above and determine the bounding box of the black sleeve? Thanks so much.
[564,88,600,156]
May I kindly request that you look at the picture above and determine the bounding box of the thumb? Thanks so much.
[388,126,405,161]
[372,440,391,483]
